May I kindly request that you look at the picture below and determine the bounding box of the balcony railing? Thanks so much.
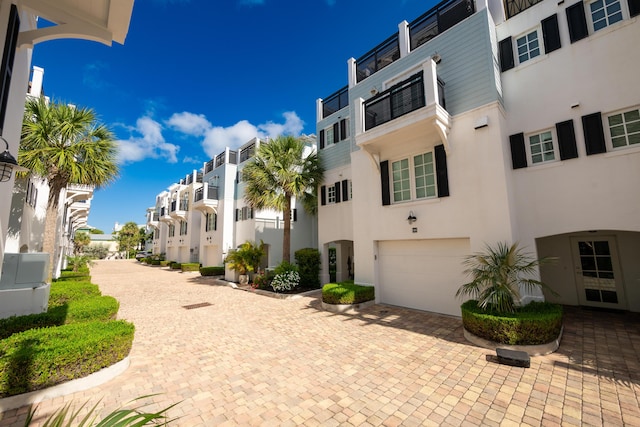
[229,150,238,164]
[194,186,219,202]
[322,85,349,119]
[205,159,214,174]
[356,34,400,83]
[151,213,159,221]
[170,200,177,212]
[504,0,542,19]
[239,143,255,163]
[409,0,475,50]
[161,207,166,216]
[364,72,426,131]
[196,172,203,183]
[179,200,189,211]
[215,152,225,168]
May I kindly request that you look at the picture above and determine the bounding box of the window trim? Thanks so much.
[526,128,559,165]
[587,0,627,33]
[389,150,438,204]
[327,185,336,204]
[605,106,640,151]
[514,28,542,65]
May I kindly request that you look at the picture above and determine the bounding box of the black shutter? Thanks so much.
[582,112,607,155]
[629,0,640,17]
[509,133,528,169]
[556,120,578,160]
[333,123,340,144]
[235,209,239,221]
[566,2,589,43]
[340,119,347,141]
[0,4,20,133]
[380,160,390,206]
[342,179,349,201]
[320,185,327,206]
[541,14,561,53]
[292,208,297,222]
[434,144,450,198]
[334,182,341,203]
[319,129,325,149]
[214,213,217,231]
[499,37,514,72]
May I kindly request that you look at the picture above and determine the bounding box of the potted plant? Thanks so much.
[225,240,264,285]
[456,242,562,352]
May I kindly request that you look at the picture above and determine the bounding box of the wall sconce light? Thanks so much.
[0,136,25,182]
[407,211,417,224]
[431,53,442,64]
[370,87,378,96]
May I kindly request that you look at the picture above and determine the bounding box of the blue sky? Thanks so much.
[32,0,436,233]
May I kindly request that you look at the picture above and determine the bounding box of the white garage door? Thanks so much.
[378,238,470,316]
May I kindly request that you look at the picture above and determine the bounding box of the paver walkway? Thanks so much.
[2,259,640,426]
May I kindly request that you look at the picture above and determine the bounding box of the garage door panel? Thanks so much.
[379,239,469,316]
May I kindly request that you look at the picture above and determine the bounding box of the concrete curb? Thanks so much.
[321,299,376,313]
[0,356,130,412]
[463,326,563,356]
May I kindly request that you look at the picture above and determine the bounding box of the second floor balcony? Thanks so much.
[147,211,160,228]
[193,183,219,214]
[170,198,189,221]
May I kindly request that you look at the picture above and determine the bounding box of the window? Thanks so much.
[179,220,188,235]
[516,30,541,64]
[328,185,336,203]
[392,159,411,202]
[205,212,217,232]
[168,224,175,237]
[326,126,335,147]
[414,153,436,199]
[608,108,640,148]
[590,0,623,31]
[528,130,557,164]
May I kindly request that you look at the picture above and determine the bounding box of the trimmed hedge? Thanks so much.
[200,266,225,276]
[160,260,171,267]
[181,263,200,272]
[0,320,134,397]
[461,300,563,345]
[295,248,321,288]
[322,282,375,305]
[49,281,101,306]
[170,262,181,270]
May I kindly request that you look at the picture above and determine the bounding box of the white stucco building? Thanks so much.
[146,136,319,275]
[316,0,640,316]
[0,0,134,318]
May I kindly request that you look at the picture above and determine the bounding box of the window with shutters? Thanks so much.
[391,152,436,203]
[169,224,175,237]
[515,29,541,64]
[328,185,336,203]
[179,220,188,236]
[527,130,557,164]
[205,212,217,232]
[589,0,624,31]
[607,107,640,149]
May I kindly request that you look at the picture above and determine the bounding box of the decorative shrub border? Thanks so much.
[321,282,375,313]
[180,263,200,272]
[200,266,224,276]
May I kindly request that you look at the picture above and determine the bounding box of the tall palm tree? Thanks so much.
[19,97,119,277]
[243,135,324,263]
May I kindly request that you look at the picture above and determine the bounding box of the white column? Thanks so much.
[348,57,357,89]
[423,59,439,106]
[398,20,410,58]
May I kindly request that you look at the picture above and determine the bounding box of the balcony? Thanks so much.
[159,206,173,224]
[147,212,159,228]
[170,199,189,221]
[356,61,451,154]
[193,184,219,214]
[65,184,94,204]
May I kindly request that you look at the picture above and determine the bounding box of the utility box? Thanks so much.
[0,253,50,319]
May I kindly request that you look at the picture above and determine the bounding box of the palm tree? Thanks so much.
[456,242,556,313]
[242,135,324,263]
[19,97,119,277]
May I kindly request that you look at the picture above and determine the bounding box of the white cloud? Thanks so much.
[257,111,304,139]
[167,112,211,136]
[201,120,259,158]
[182,155,201,164]
[116,116,179,164]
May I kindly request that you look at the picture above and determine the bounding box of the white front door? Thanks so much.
[571,237,626,309]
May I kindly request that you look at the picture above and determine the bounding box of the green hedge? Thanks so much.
[0,320,134,397]
[322,282,375,305]
[49,281,101,306]
[160,260,171,267]
[295,248,321,288]
[181,263,200,272]
[170,262,181,270]
[200,266,224,276]
[461,300,563,345]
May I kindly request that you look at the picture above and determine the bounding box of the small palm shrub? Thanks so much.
[322,282,375,305]
[225,241,265,276]
[200,266,224,276]
[66,255,95,273]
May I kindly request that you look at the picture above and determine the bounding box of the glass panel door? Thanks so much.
[571,236,626,309]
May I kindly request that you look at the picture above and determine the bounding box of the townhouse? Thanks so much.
[146,137,318,275]
[316,0,640,316]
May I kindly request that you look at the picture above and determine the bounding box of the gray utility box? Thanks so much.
[0,253,49,290]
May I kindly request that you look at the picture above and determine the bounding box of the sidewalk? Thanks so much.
[1,259,640,426]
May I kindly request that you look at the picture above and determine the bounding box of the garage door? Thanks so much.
[378,238,470,316]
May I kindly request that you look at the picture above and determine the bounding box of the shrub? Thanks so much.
[295,248,321,288]
[461,300,563,345]
[83,244,109,260]
[200,266,225,276]
[170,262,181,270]
[66,255,94,273]
[160,260,171,267]
[49,281,101,306]
[150,259,161,266]
[322,282,375,305]
[54,268,91,282]
[181,263,200,272]
[271,270,300,292]
[0,320,135,397]
[225,241,265,275]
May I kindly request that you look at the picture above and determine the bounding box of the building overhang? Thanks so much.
[17,0,134,48]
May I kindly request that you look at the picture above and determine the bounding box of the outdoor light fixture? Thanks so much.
[407,211,417,224]
[431,53,442,64]
[0,136,24,182]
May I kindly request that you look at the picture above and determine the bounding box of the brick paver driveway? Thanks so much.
[2,259,640,426]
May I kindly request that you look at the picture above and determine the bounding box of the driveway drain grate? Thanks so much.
[182,302,212,310]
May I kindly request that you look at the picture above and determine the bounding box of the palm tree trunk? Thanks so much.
[43,201,59,281]
[283,196,292,263]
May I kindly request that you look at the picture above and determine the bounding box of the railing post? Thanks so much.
[348,58,357,89]
[423,59,439,106]
[398,20,410,58]
[355,97,365,136]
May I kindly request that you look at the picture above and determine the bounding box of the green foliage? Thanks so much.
[0,320,134,397]
[294,248,321,288]
[456,242,556,313]
[116,222,142,257]
[200,266,225,276]
[66,255,95,273]
[251,272,272,290]
[89,228,104,234]
[84,244,109,260]
[180,263,200,272]
[461,300,563,345]
[242,135,324,262]
[25,395,178,427]
[160,260,171,267]
[49,281,101,306]
[322,282,375,305]
[225,241,265,275]
[273,260,298,276]
[73,232,91,255]
[149,259,161,266]
[170,262,181,270]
